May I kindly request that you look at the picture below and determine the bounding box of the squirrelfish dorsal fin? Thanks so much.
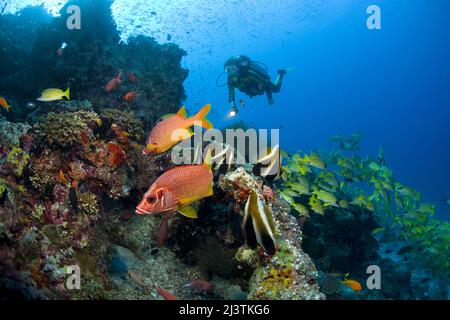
[159,113,175,121]
[177,106,188,118]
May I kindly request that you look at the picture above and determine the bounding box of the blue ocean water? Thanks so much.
[182,0,450,221]
[3,0,449,220]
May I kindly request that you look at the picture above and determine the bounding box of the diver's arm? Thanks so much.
[228,82,236,105]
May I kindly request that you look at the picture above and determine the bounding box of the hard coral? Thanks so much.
[0,117,31,147]
[29,149,61,193]
[6,147,30,177]
[78,192,100,216]
[34,111,101,147]
[100,109,144,140]
[218,167,261,204]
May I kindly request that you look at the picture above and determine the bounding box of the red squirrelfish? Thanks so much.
[126,72,138,83]
[135,150,213,219]
[156,287,178,300]
[124,91,137,102]
[105,72,122,92]
[143,104,213,155]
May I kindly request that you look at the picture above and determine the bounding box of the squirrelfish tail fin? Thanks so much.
[192,104,213,129]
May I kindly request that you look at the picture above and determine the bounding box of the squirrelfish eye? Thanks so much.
[147,195,157,204]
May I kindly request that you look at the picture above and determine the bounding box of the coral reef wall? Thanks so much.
[0,0,188,127]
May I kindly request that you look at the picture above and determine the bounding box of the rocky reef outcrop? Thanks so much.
[0,0,188,128]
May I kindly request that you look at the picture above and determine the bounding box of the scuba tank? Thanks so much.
[216,56,269,87]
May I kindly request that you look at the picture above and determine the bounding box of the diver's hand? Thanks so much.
[230,101,236,108]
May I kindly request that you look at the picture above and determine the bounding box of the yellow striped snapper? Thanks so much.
[313,189,338,207]
[37,87,70,102]
[293,203,309,217]
[309,195,325,215]
[304,153,326,169]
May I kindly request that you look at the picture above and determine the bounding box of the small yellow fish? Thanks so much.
[351,194,367,206]
[304,153,325,169]
[366,201,375,211]
[280,193,294,205]
[297,175,310,188]
[289,182,309,195]
[293,203,309,216]
[37,87,70,102]
[280,189,296,204]
[339,199,349,208]
[309,195,325,214]
[396,184,420,200]
[319,172,339,189]
[351,194,375,211]
[313,190,338,207]
[418,203,435,215]
[337,158,356,171]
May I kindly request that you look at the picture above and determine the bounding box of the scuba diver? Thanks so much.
[218,55,287,116]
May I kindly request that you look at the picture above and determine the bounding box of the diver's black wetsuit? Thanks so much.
[226,56,285,106]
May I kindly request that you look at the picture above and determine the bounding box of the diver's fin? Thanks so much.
[192,104,213,129]
[177,106,188,118]
[178,205,198,219]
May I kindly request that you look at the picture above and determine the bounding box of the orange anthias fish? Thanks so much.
[341,273,362,291]
[107,142,126,167]
[59,170,69,185]
[124,91,137,102]
[135,150,213,219]
[105,72,123,92]
[143,104,213,155]
[183,280,214,293]
[0,97,11,111]
[126,72,138,83]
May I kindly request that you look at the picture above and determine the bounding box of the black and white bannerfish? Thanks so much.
[242,189,277,255]
[253,145,282,182]
[172,142,236,174]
